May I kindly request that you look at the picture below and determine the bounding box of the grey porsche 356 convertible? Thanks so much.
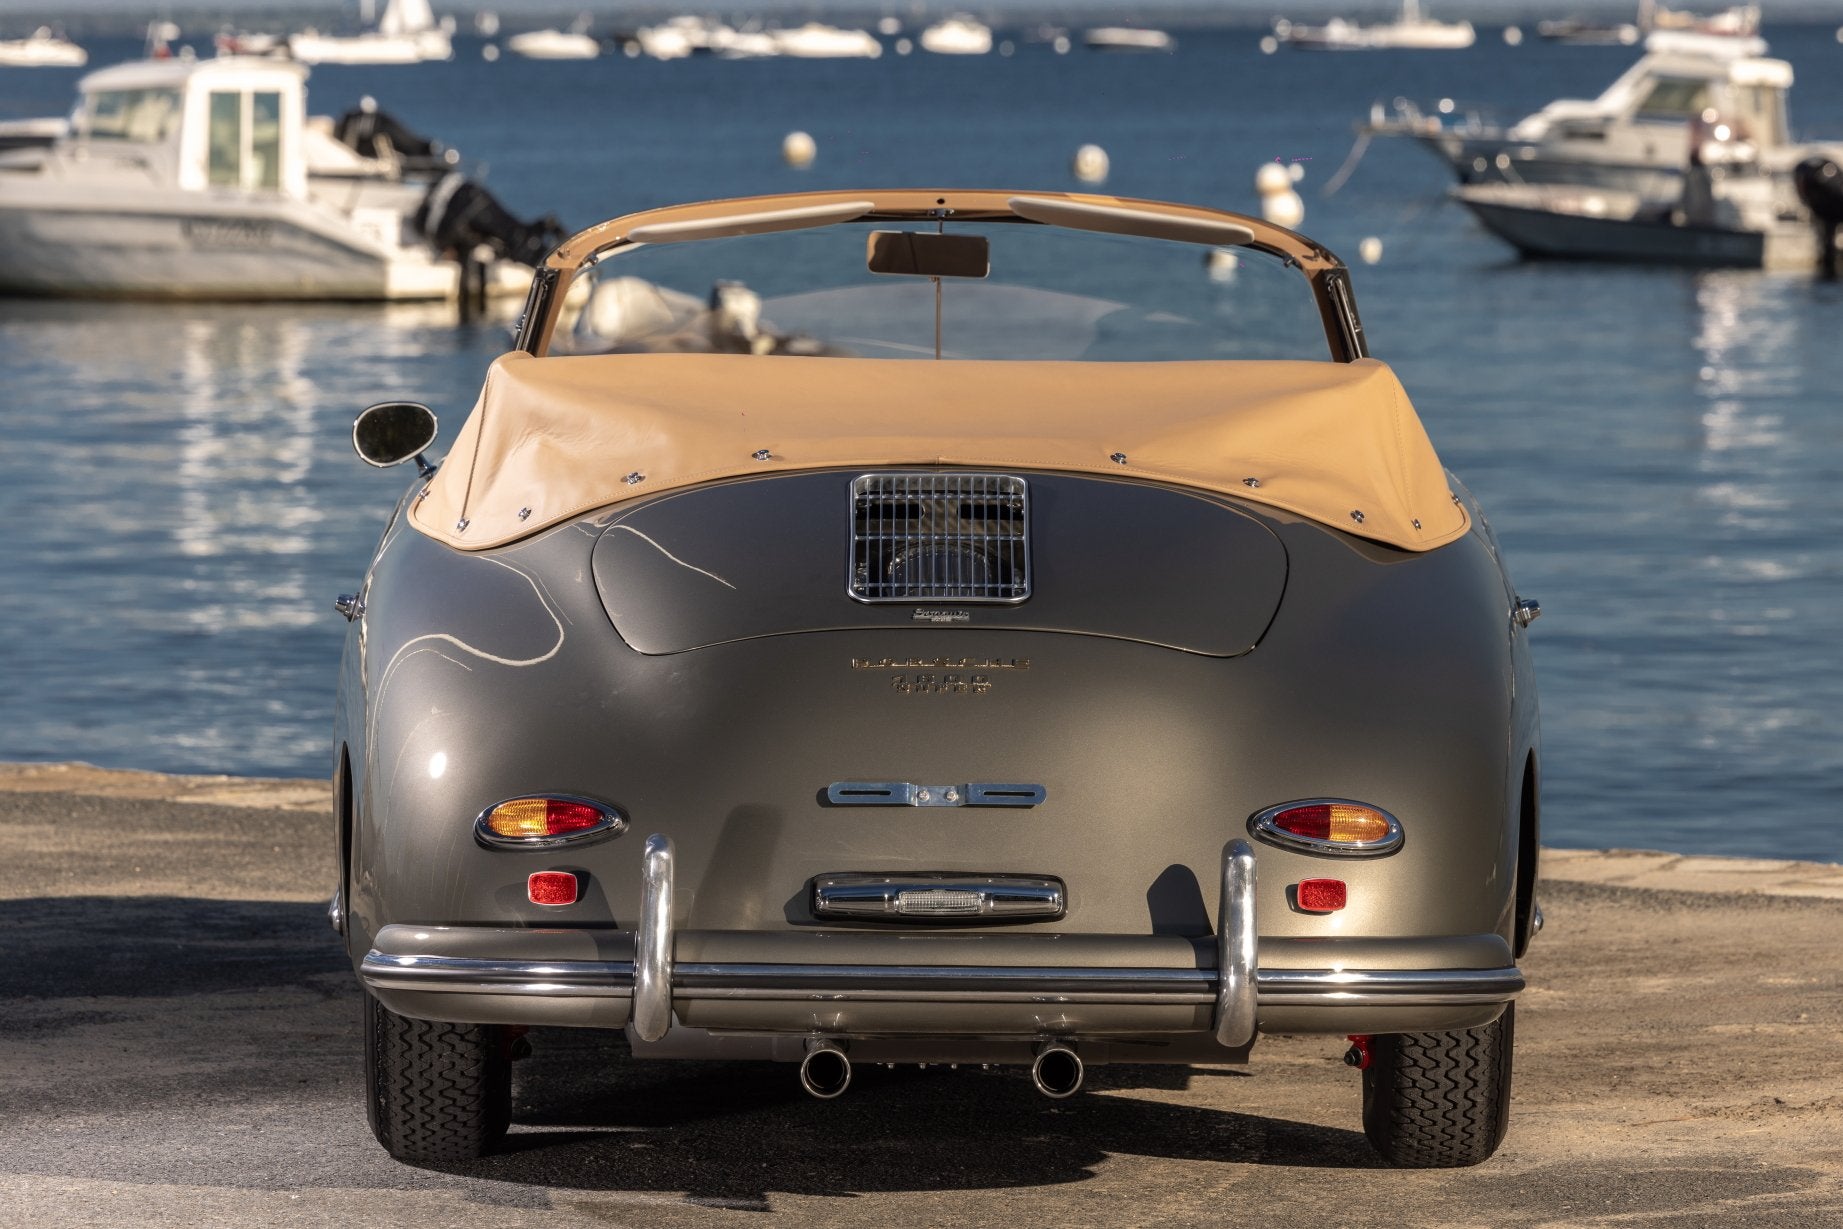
[333,189,1542,1168]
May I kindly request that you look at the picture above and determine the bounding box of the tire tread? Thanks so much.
[365,994,511,1163]
[1361,1003,1514,1168]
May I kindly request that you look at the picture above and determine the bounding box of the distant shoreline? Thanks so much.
[5,760,1839,895]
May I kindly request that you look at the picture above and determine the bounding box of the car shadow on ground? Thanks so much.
[430,1027,1383,1200]
[0,896,345,1001]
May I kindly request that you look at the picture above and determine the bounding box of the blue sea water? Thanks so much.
[1,28,1840,861]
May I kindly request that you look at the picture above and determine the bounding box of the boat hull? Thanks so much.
[1456,188,1765,267]
[0,193,458,301]
[1414,131,1688,199]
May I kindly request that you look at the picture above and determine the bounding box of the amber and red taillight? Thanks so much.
[474,795,626,849]
[1248,799,1403,857]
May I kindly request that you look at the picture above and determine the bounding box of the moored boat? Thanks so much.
[1276,0,1474,50]
[1082,27,1175,52]
[0,26,87,67]
[289,0,452,65]
[0,57,560,301]
[505,27,600,60]
[920,17,993,55]
[1364,32,1843,200]
[771,23,882,59]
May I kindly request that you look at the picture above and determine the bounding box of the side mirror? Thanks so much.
[353,401,438,474]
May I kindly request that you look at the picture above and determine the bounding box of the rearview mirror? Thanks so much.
[353,401,438,471]
[866,231,990,279]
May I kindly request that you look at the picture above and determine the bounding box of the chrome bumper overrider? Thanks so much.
[358,835,1526,1035]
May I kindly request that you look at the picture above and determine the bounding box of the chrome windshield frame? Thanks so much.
[513,189,1368,363]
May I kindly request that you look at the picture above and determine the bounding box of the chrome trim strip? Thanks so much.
[361,952,636,997]
[472,793,628,851]
[359,950,1521,1008]
[1215,839,1258,1047]
[812,873,1066,921]
[673,963,1212,993]
[1247,798,1405,857]
[632,834,675,1041]
[826,782,1047,808]
[1256,967,1525,1004]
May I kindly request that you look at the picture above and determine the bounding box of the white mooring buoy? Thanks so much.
[1256,162,1303,228]
[1359,236,1383,265]
[782,130,817,169]
[1072,143,1110,185]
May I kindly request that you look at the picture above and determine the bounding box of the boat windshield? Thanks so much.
[564,221,1334,363]
[84,88,182,143]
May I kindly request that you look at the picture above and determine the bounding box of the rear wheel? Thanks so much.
[364,993,511,1162]
[1360,1003,1514,1168]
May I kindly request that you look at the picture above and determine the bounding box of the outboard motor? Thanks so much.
[334,98,459,176]
[415,173,567,269]
[1793,157,1843,280]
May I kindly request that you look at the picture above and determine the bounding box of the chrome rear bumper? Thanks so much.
[359,834,1524,1040]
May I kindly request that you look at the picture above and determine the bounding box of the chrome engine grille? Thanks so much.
[849,473,1030,603]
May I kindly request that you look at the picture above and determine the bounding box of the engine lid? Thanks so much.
[591,471,1287,656]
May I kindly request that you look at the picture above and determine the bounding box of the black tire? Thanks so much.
[1360,1003,1514,1168]
[364,993,511,1163]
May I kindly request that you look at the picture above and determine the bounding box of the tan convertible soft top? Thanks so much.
[411,352,1469,552]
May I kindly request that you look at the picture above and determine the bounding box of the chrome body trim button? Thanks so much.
[1513,596,1542,628]
[812,873,1066,921]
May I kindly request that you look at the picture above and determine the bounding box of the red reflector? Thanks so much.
[1297,879,1346,912]
[528,871,578,906]
[544,801,603,835]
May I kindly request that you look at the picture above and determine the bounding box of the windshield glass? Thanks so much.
[85,88,182,143]
[560,221,1332,362]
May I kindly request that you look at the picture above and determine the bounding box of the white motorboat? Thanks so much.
[0,27,87,67]
[505,28,600,60]
[1365,32,1843,200]
[1082,27,1175,52]
[1540,1,1757,44]
[1453,179,1816,270]
[771,24,883,59]
[1536,18,1642,45]
[290,0,452,65]
[919,17,993,56]
[0,57,561,301]
[215,28,285,57]
[1277,1,1474,50]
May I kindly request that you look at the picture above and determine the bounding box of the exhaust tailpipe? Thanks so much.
[1031,1042,1084,1099]
[799,1040,852,1099]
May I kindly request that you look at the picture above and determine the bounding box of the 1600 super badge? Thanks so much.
[851,657,1030,696]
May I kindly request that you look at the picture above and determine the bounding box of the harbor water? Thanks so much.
[1,27,1840,861]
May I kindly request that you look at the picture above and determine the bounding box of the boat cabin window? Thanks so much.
[207,90,285,191]
[85,88,181,143]
[1728,84,1787,148]
[1633,77,1711,122]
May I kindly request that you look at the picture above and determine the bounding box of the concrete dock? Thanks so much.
[2,762,1839,1228]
